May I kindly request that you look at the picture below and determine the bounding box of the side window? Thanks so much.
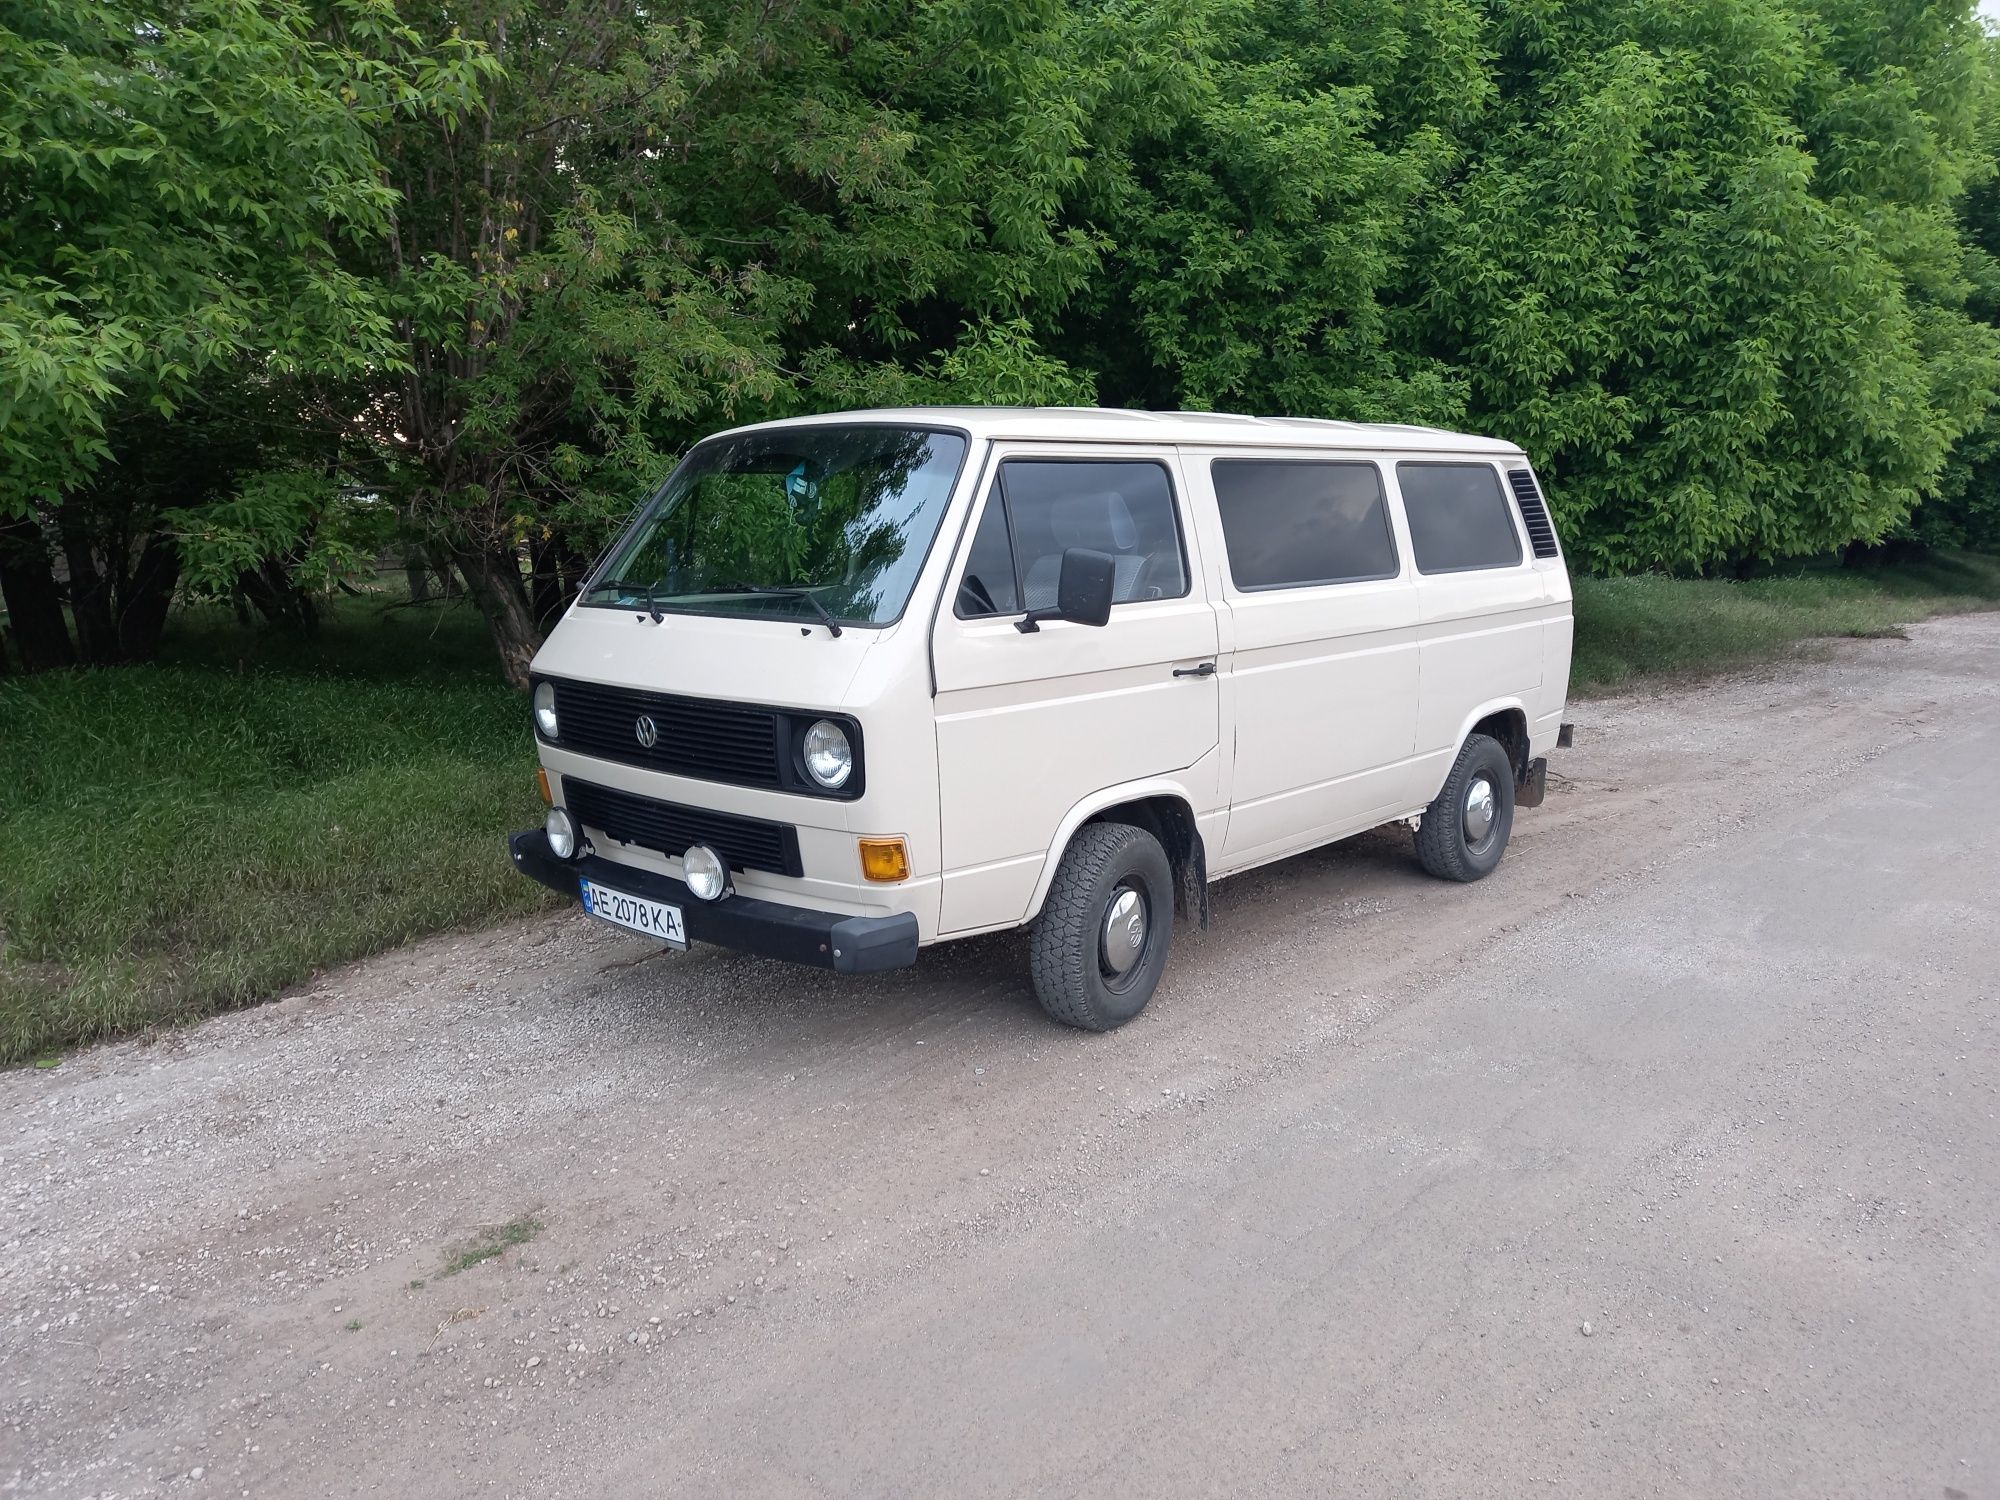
[1211,460,1397,590]
[954,459,1188,618]
[954,484,1019,618]
[1396,462,1524,574]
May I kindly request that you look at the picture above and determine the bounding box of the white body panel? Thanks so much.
[529,407,1573,945]
[930,444,1222,933]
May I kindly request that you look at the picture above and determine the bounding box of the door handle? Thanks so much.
[1173,661,1216,678]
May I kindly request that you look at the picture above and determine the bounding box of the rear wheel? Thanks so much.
[1415,733,1515,882]
[1029,822,1174,1032]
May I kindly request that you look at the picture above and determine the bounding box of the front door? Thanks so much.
[930,447,1222,935]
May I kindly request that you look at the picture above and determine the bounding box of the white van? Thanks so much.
[512,408,1573,1030]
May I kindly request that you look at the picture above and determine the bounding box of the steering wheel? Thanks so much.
[957,574,998,616]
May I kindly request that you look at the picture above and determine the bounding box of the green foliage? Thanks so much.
[167,473,396,602]
[6,0,2000,685]
[1053,0,1483,420]
[1920,34,2000,551]
[1408,0,2000,571]
[0,0,494,505]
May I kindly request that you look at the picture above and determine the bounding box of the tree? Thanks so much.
[1916,26,2000,552]
[351,2,789,687]
[1405,0,2000,571]
[0,0,491,668]
[1047,0,1486,424]
[358,0,1123,686]
[11,0,2000,682]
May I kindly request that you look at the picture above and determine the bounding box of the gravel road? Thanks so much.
[5,616,1998,1499]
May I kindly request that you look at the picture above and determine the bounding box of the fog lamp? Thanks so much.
[544,806,578,861]
[683,844,728,902]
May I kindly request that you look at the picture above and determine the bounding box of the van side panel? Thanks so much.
[1398,461,1549,792]
[1177,449,1423,861]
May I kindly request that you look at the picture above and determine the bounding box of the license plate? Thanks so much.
[579,879,687,947]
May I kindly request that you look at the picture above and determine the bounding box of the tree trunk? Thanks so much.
[529,531,567,632]
[405,553,431,604]
[454,545,541,690]
[119,531,182,661]
[0,511,77,671]
[559,547,592,602]
[59,507,120,665]
[235,559,317,634]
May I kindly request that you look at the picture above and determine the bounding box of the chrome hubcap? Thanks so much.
[1101,887,1147,976]
[1463,777,1496,844]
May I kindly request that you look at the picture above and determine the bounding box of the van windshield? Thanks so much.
[582,426,968,627]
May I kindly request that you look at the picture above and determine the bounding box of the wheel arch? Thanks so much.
[1024,778,1209,927]
[1447,698,1531,784]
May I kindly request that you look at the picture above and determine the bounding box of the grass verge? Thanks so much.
[0,594,555,1065]
[1570,550,2000,694]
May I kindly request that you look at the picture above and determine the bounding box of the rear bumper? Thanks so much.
[508,830,919,974]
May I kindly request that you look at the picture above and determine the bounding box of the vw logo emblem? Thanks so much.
[634,715,659,749]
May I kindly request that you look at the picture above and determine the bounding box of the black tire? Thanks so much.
[1029,822,1174,1032]
[1415,733,1516,882]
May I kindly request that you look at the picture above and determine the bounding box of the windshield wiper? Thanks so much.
[594,577,664,623]
[708,585,843,638]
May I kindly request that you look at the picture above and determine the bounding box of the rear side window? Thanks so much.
[1211,460,1397,590]
[955,460,1188,618]
[1396,462,1524,574]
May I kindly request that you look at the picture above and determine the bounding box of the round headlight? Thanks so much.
[683,844,727,902]
[533,681,559,740]
[802,719,852,790]
[544,806,577,861]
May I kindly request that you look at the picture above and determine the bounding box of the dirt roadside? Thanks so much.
[5,615,1998,1498]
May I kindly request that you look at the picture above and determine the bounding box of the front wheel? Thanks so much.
[1415,733,1516,882]
[1029,822,1174,1032]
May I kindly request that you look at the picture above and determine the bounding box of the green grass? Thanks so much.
[1570,550,2000,694]
[0,592,555,1065]
[438,1214,543,1276]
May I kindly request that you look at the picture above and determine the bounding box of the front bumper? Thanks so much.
[509,829,919,974]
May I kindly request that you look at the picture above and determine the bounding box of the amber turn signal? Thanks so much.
[536,767,553,805]
[858,837,911,883]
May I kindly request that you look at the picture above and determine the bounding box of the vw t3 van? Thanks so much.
[510,408,1573,1030]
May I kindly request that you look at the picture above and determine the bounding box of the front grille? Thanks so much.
[1506,469,1561,559]
[551,679,783,788]
[564,779,802,877]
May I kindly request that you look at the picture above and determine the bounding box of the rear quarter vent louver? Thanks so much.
[1506,469,1561,560]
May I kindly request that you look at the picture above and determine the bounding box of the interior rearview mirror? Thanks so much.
[1017,547,1116,632]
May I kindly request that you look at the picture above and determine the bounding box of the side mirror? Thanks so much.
[1056,547,1116,626]
[1017,548,1116,632]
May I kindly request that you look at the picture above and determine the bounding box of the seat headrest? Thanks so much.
[1050,491,1139,552]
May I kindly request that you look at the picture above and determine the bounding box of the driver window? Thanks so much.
[954,460,1189,620]
[954,484,1020,618]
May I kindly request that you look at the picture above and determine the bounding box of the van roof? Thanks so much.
[706,406,1525,457]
